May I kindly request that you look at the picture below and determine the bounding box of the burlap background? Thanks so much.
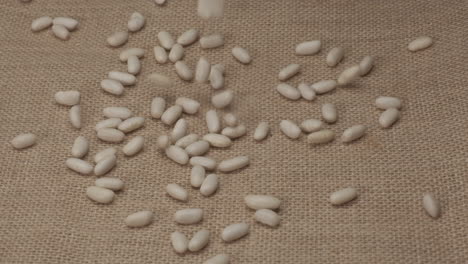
[1,0,467,263]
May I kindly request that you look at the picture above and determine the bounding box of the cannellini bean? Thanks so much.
[218,156,249,172]
[175,134,199,148]
[97,128,125,143]
[408,36,433,52]
[94,147,117,163]
[86,186,115,204]
[341,125,367,143]
[423,193,440,218]
[307,129,335,144]
[212,64,225,75]
[326,47,344,67]
[300,119,323,133]
[171,119,188,142]
[175,97,200,114]
[166,183,188,201]
[175,61,193,81]
[203,134,231,148]
[156,135,171,150]
[161,105,183,125]
[278,64,300,81]
[206,110,221,133]
[94,155,117,176]
[379,108,400,128]
[119,48,145,62]
[103,107,132,119]
[254,122,270,141]
[276,83,301,100]
[52,24,70,40]
[95,118,122,131]
[232,47,251,64]
[127,12,145,32]
[107,31,129,47]
[375,96,402,109]
[95,177,124,191]
[66,158,93,175]
[174,208,203,224]
[185,140,210,156]
[101,79,124,95]
[221,125,246,139]
[209,66,224,89]
[223,113,238,127]
[53,17,79,31]
[122,136,144,156]
[221,223,249,242]
[295,40,321,56]
[330,187,358,205]
[108,71,136,86]
[177,28,199,46]
[151,97,166,118]
[55,90,80,106]
[11,133,37,149]
[311,80,337,95]
[297,82,316,101]
[188,229,210,252]
[171,231,189,254]
[212,90,234,108]
[31,16,53,32]
[158,31,175,50]
[200,34,224,49]
[190,156,217,171]
[71,136,89,158]
[244,195,281,210]
[127,55,141,75]
[165,145,189,165]
[279,120,301,139]
[195,57,211,83]
[254,209,280,227]
[169,44,184,63]
[203,254,230,264]
[197,0,224,18]
[154,0,166,5]
[337,65,360,85]
[200,174,218,196]
[190,165,206,188]
[359,56,374,76]
[321,103,337,123]
[125,211,154,227]
[69,105,81,129]
[153,46,168,64]
[118,117,145,133]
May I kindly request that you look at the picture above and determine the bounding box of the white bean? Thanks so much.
[94,147,117,163]
[375,96,402,109]
[279,120,301,139]
[158,31,175,50]
[337,65,360,85]
[127,55,141,75]
[408,36,433,52]
[212,64,225,75]
[200,174,218,196]
[423,193,440,218]
[97,128,125,143]
[107,31,129,47]
[223,113,238,127]
[212,90,234,108]
[295,40,321,56]
[166,184,188,201]
[175,134,199,148]
[221,125,246,139]
[171,231,188,254]
[175,61,193,81]
[330,187,358,205]
[95,177,124,191]
[232,47,251,64]
[165,145,189,165]
[297,82,316,101]
[94,155,117,176]
[53,17,79,31]
[108,71,136,86]
[174,208,203,225]
[276,83,301,100]
[151,97,166,118]
[311,80,337,95]
[195,57,211,83]
[71,136,89,158]
[307,129,335,144]
[177,28,199,46]
[118,117,145,133]
[379,108,400,128]
[209,66,224,89]
[190,156,217,171]
[66,158,93,175]
[188,229,210,252]
[101,79,124,95]
[52,24,70,40]
[326,47,344,67]
[153,46,168,64]
[31,16,52,32]
[119,48,145,62]
[359,56,374,76]
[127,12,145,32]
[103,107,132,119]
[300,119,323,133]
[221,223,249,242]
[125,211,154,227]
[321,103,337,123]
[175,97,200,114]
[278,64,300,81]
[203,254,230,264]
[203,134,231,148]
[254,209,280,227]
[169,44,184,63]
[218,156,249,172]
[171,119,188,142]
[190,165,206,188]
[11,133,37,149]
[95,118,122,131]
[156,135,171,150]
[154,0,166,5]
[200,34,224,49]
[86,186,114,204]
[122,136,144,156]
[69,105,81,129]
[197,0,225,18]
[341,125,367,143]
[206,110,221,133]
[254,122,270,141]
[244,195,281,210]
[161,105,183,125]
[54,90,80,106]
[185,140,210,156]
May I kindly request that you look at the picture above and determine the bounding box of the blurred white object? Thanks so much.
[198,0,225,18]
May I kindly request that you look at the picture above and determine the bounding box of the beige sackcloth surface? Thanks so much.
[1,0,467,263]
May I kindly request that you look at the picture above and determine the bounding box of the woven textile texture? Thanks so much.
[0,0,467,263]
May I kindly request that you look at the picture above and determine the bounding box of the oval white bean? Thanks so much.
[69,105,81,129]
[95,177,124,191]
[175,61,193,81]
[254,209,281,227]
[127,55,141,75]
[200,174,218,196]
[297,82,316,101]
[190,156,217,171]
[122,136,144,156]
[171,119,188,142]
[166,183,188,201]
[330,187,358,205]
[212,64,225,75]
[200,34,224,49]
[108,71,136,86]
[307,129,335,144]
[127,12,145,32]
[232,47,251,64]
[53,17,79,31]
[311,80,337,95]
[321,103,337,123]
[103,107,132,120]
[119,47,145,62]
[118,117,145,133]
[244,195,281,210]
[174,208,203,225]
[165,145,189,165]
[279,120,301,139]
[175,134,199,148]
[31,16,52,32]
[158,31,175,50]
[337,65,360,85]
[276,83,301,100]
[66,158,93,175]
[185,140,210,156]
[375,96,402,109]
[94,155,117,176]
[203,254,230,264]
[221,125,246,139]
[203,134,231,148]
[11,133,37,149]
[195,57,211,83]
[278,64,300,81]
[52,24,70,40]
[107,31,129,47]
[55,90,80,106]
[71,136,89,158]
[175,97,200,115]
[209,66,224,89]
[188,229,210,252]
[212,90,234,108]
[221,223,249,242]
[300,119,323,133]
[161,105,183,125]
[153,46,168,64]
[151,97,166,118]
[97,128,125,143]
[190,165,206,188]
[197,0,224,18]
[171,231,188,254]
[154,0,166,5]
[423,193,440,218]
[359,56,374,76]
[326,47,344,67]
[206,110,221,133]
[408,36,433,52]
[86,186,114,204]
[379,108,400,128]
[177,28,199,46]
[295,40,321,56]
[156,135,171,150]
[341,125,367,143]
[223,113,238,127]
[94,147,117,163]
[218,156,249,172]
[169,44,184,63]
[95,118,122,131]
[101,79,124,95]
[254,122,270,141]
[125,211,154,227]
